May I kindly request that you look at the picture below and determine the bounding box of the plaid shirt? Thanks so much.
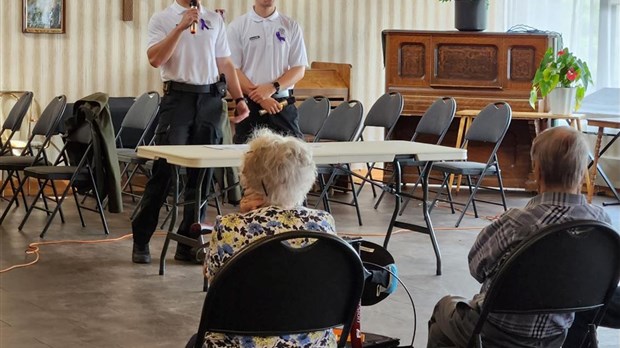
[468,192,611,339]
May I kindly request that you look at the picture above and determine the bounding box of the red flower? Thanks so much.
[566,67,577,81]
[558,50,566,56]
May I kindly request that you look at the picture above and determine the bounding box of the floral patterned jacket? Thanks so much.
[203,206,338,348]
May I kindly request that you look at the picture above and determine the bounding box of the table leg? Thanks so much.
[384,160,402,249]
[385,160,442,276]
[159,167,208,276]
[589,127,605,203]
[159,165,180,275]
[421,162,441,276]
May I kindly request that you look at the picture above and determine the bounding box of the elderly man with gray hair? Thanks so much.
[427,126,612,348]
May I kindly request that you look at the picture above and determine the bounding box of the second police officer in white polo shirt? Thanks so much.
[228,0,308,144]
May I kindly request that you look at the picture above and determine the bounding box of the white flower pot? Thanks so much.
[548,87,576,115]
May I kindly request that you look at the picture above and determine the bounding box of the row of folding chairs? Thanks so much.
[299,93,513,228]
[0,94,70,236]
[297,93,404,226]
[368,98,512,228]
[0,92,162,237]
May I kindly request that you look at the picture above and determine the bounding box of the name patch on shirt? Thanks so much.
[249,35,260,41]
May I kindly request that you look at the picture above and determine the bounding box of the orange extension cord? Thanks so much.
[0,231,168,274]
[0,205,499,274]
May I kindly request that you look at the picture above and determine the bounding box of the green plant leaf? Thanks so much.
[529,88,538,109]
[575,86,585,111]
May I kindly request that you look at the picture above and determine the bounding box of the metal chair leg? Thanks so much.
[48,179,66,223]
[6,171,23,209]
[18,179,48,231]
[315,174,331,212]
[398,168,424,216]
[496,164,508,211]
[37,178,52,217]
[374,170,396,210]
[347,168,363,226]
[466,175,479,218]
[430,173,450,214]
[71,185,86,227]
[87,169,110,235]
[455,167,491,228]
[356,162,378,198]
[39,182,74,238]
[0,173,26,224]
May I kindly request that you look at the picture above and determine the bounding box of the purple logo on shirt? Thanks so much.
[200,18,210,30]
[276,28,286,42]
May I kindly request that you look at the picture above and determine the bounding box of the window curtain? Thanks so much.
[499,0,619,91]
[498,0,620,188]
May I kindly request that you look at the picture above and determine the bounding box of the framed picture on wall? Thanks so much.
[22,0,65,34]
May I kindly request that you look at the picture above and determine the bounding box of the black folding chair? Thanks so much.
[0,91,33,156]
[355,92,404,198]
[17,119,110,238]
[311,100,364,225]
[374,96,456,210]
[191,231,365,348]
[467,220,620,348]
[430,102,512,227]
[297,96,330,140]
[114,91,160,202]
[0,95,67,221]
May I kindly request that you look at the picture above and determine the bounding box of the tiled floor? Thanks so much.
[1,187,619,347]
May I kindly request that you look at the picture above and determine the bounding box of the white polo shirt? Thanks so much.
[147,1,230,85]
[227,8,308,86]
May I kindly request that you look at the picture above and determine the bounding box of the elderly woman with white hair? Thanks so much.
[203,128,337,347]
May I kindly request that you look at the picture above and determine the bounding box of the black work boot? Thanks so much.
[174,243,205,264]
[132,243,151,264]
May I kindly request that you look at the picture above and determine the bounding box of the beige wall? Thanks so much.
[0,0,503,128]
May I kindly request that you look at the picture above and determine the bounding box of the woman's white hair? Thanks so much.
[530,126,589,190]
[240,128,317,209]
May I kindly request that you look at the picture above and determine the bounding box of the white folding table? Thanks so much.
[137,141,466,276]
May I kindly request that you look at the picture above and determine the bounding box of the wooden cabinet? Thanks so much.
[226,61,350,113]
[294,61,351,108]
[383,30,559,189]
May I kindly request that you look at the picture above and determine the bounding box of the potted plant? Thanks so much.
[529,47,593,114]
[439,0,488,31]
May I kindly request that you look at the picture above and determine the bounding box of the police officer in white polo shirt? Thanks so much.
[132,0,249,264]
[228,0,308,144]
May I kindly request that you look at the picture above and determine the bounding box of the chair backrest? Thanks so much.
[412,97,456,143]
[314,100,364,142]
[297,96,331,137]
[470,220,620,347]
[2,91,33,132]
[31,95,67,138]
[59,121,94,166]
[362,92,404,139]
[115,91,160,148]
[1,92,34,155]
[464,102,512,145]
[21,95,67,158]
[194,231,365,348]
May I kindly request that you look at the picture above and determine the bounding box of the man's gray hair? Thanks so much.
[530,126,589,190]
[241,128,317,209]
